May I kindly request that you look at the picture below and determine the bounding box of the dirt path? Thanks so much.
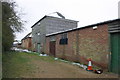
[3,52,118,78]
[19,54,118,78]
[24,61,118,78]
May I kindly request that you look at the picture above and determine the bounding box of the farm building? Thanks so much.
[43,18,120,74]
[30,13,120,74]
[31,15,78,53]
[21,32,33,51]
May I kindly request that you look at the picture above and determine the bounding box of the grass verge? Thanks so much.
[2,51,55,78]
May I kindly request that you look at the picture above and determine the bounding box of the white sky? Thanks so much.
[14,0,120,40]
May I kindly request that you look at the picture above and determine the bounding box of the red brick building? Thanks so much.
[43,19,120,71]
[21,32,33,51]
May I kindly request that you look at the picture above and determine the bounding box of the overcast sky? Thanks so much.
[14,0,120,40]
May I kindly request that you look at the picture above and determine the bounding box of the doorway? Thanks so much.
[49,41,56,56]
[110,32,120,74]
[37,43,41,53]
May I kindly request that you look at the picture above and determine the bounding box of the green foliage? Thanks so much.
[2,1,24,51]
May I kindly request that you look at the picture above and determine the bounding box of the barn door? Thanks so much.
[110,32,120,74]
[49,41,56,56]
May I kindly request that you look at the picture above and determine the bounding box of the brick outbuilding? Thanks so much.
[44,19,120,71]
[21,32,33,51]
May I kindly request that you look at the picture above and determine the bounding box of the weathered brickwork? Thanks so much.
[44,37,50,54]
[77,24,109,69]
[44,24,109,69]
[21,37,32,51]
[55,31,77,60]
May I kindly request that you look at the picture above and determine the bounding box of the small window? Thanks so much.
[38,22,41,26]
[59,33,68,45]
[59,38,68,45]
[37,32,40,35]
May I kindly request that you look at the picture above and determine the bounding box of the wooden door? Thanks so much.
[110,32,120,74]
[49,41,56,56]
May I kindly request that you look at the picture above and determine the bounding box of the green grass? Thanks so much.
[2,51,55,78]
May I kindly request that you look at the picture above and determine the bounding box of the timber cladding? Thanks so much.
[44,24,109,69]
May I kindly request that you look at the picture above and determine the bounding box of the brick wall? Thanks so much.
[77,24,109,69]
[55,31,78,61]
[44,37,50,54]
[21,37,33,51]
[27,38,32,50]
[44,24,109,69]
